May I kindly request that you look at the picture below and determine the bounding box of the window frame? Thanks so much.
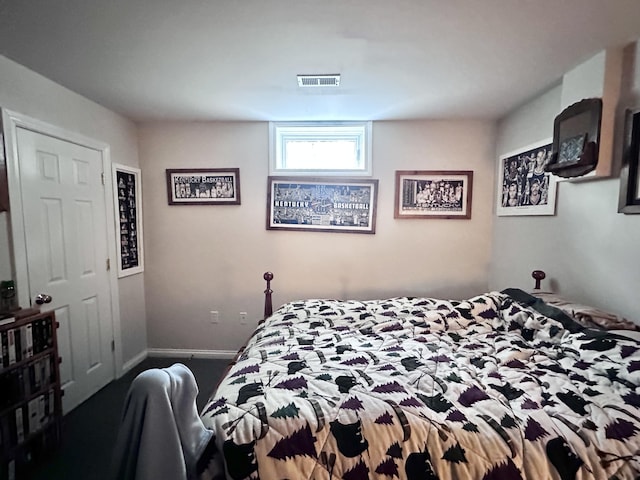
[269,121,373,176]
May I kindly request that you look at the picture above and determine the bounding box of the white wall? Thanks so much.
[138,120,496,351]
[490,41,640,324]
[0,55,147,366]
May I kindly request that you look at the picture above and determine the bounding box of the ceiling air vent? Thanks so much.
[297,74,341,87]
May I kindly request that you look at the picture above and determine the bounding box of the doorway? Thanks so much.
[2,110,121,413]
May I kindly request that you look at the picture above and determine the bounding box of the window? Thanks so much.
[269,121,372,176]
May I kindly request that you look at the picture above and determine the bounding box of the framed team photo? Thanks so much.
[394,170,473,219]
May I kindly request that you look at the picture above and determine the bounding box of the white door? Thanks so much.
[16,127,115,413]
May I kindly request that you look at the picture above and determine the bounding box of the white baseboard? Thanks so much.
[120,350,149,377]
[147,348,237,360]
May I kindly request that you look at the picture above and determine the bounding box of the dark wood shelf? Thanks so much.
[0,311,62,475]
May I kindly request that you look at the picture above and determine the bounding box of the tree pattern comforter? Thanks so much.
[200,291,640,479]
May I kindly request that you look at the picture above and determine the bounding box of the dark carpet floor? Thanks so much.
[27,356,230,480]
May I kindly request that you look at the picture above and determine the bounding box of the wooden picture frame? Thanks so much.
[496,139,557,216]
[267,176,378,234]
[112,164,144,277]
[618,107,640,214]
[166,168,241,205]
[394,170,473,219]
[546,98,602,178]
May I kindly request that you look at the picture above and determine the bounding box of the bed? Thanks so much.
[198,271,640,479]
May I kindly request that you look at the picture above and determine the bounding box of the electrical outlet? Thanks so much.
[239,312,247,324]
[210,310,219,324]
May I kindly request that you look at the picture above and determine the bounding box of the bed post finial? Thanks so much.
[263,272,274,320]
[532,270,546,290]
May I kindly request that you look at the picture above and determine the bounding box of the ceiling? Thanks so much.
[2,0,640,123]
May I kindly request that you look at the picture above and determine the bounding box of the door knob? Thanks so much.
[35,293,52,305]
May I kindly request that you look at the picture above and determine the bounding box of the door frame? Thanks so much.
[1,108,123,377]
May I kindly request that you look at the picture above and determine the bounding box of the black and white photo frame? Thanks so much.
[497,139,557,216]
[166,168,241,205]
[112,164,144,277]
[394,170,473,219]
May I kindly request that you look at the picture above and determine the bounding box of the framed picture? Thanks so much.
[166,168,241,205]
[547,98,602,178]
[267,177,378,234]
[394,170,473,219]
[497,139,557,216]
[112,164,144,277]
[618,106,640,214]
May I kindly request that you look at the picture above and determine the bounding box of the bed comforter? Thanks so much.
[200,291,640,479]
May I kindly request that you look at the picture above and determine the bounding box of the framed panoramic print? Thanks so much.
[112,164,144,277]
[267,177,378,234]
[394,170,473,219]
[166,168,241,205]
[497,139,557,216]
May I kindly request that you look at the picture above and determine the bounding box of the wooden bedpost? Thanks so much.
[532,270,546,290]
[263,272,274,320]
